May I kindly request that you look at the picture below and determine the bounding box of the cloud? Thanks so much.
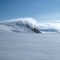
[1,17,40,28]
[1,17,60,30]
[1,17,60,33]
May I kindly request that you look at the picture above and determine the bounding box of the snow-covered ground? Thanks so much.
[0,33,60,60]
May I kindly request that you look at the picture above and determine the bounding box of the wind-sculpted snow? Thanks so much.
[0,17,60,33]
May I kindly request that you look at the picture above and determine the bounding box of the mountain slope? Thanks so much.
[0,18,60,33]
[0,18,41,33]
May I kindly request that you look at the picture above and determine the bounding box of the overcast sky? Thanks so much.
[0,0,60,21]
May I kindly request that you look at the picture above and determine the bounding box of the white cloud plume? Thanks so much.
[1,17,60,32]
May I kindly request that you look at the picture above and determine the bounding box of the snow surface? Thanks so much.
[0,33,60,60]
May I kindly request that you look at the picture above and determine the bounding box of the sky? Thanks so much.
[0,0,60,21]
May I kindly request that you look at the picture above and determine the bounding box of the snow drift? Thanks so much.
[0,17,60,33]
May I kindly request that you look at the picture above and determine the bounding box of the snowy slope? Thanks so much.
[0,17,60,33]
[0,18,41,33]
